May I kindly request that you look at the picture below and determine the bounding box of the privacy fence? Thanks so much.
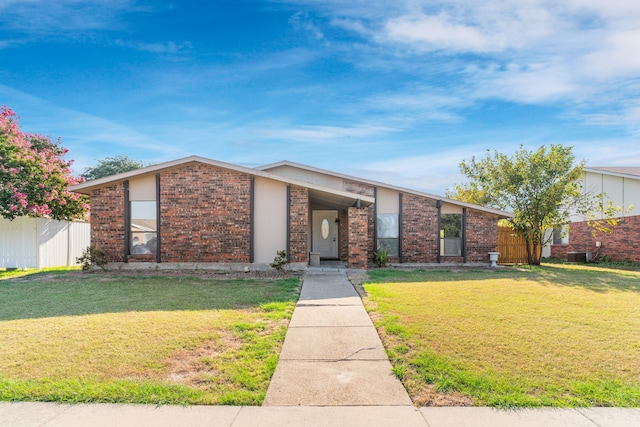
[0,217,90,269]
[497,226,529,264]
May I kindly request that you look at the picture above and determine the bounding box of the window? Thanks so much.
[377,213,399,256]
[440,213,462,256]
[552,227,565,245]
[130,201,157,255]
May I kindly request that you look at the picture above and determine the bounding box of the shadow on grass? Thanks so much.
[0,272,301,321]
[365,264,640,294]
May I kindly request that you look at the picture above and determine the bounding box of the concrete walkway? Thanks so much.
[3,268,640,426]
[263,268,411,406]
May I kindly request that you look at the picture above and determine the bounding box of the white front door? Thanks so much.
[312,210,339,259]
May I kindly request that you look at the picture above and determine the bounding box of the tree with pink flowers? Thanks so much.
[0,107,89,221]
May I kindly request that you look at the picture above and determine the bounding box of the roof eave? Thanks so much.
[69,155,375,206]
[258,160,513,218]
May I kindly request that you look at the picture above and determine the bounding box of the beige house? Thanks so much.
[549,167,640,262]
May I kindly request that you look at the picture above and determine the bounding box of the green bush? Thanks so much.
[76,245,110,271]
[374,248,389,268]
[269,250,288,271]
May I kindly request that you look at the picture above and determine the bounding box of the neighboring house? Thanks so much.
[549,167,640,262]
[0,217,90,269]
[69,156,511,270]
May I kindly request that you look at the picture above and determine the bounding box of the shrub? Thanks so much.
[374,248,389,268]
[77,245,110,271]
[269,250,288,271]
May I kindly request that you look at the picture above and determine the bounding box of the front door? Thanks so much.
[312,210,339,259]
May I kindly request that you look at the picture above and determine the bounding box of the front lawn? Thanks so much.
[363,264,640,408]
[0,270,300,405]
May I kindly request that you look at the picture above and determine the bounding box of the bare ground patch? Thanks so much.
[164,316,290,391]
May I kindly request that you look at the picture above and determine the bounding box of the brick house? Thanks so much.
[549,167,640,263]
[70,156,511,269]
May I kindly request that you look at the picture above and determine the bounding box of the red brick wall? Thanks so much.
[465,209,499,262]
[159,163,252,263]
[401,194,439,262]
[344,180,376,262]
[400,196,499,263]
[90,183,125,262]
[289,185,309,263]
[347,207,368,269]
[339,208,349,262]
[551,215,640,262]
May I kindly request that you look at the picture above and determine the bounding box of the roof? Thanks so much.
[69,156,375,208]
[69,155,511,218]
[585,167,640,179]
[258,160,513,218]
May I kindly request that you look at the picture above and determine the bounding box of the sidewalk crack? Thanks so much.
[341,346,379,360]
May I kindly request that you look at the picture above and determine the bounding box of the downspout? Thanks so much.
[398,193,403,263]
[249,176,254,263]
[462,207,467,263]
[436,199,442,263]
[286,185,291,263]
[124,180,130,263]
[156,173,161,264]
[373,187,378,253]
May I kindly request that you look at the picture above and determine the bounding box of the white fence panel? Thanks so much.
[0,217,38,269]
[39,219,91,268]
[0,217,90,269]
[69,221,90,266]
[39,219,69,268]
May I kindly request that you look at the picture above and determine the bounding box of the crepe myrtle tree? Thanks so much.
[447,144,620,265]
[0,107,89,221]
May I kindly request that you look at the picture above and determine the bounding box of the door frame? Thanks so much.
[312,210,339,259]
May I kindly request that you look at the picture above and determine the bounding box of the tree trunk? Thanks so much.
[525,239,542,265]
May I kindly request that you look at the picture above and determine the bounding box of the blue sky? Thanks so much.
[1,1,639,194]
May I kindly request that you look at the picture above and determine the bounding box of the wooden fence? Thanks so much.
[497,226,529,264]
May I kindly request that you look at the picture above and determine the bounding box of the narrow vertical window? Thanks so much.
[376,213,399,256]
[440,213,462,256]
[130,201,157,255]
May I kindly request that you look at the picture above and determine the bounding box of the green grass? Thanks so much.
[0,271,300,405]
[0,266,80,280]
[363,264,640,408]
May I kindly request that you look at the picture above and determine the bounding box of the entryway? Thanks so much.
[312,210,339,259]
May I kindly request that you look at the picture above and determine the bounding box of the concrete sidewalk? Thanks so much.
[263,269,411,406]
[2,402,639,427]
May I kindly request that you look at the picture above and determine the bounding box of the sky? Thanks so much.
[1,0,640,194]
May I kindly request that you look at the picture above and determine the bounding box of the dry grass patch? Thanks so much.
[0,271,300,405]
[364,264,640,408]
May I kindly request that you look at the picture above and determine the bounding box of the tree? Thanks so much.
[0,107,89,221]
[81,155,145,180]
[448,144,595,265]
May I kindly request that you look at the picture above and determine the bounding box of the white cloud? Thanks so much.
[114,40,193,55]
[289,11,325,40]
[384,13,494,53]
[580,30,640,80]
[470,62,576,104]
[257,124,398,142]
[378,2,557,54]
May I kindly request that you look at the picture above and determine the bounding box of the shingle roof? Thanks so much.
[585,167,640,179]
[258,160,513,218]
[69,156,375,207]
[69,155,512,218]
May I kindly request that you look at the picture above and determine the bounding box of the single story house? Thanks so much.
[69,156,511,269]
[549,167,640,263]
[0,217,90,269]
